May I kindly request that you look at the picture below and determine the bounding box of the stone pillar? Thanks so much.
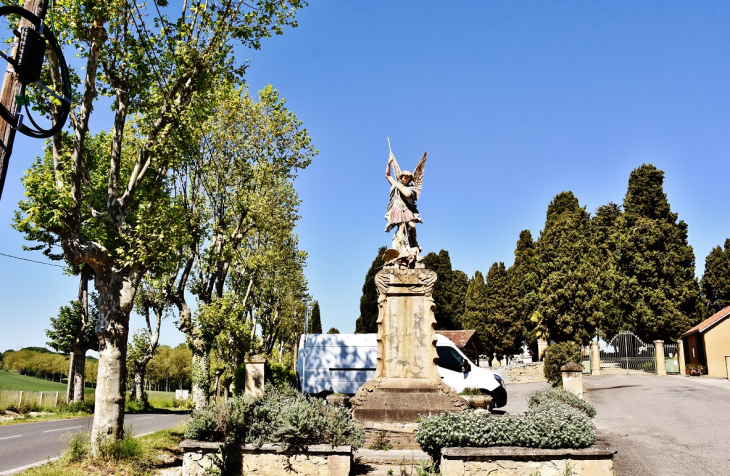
[677,338,686,376]
[654,340,666,376]
[591,341,601,376]
[537,338,548,361]
[244,355,266,396]
[560,362,584,399]
[351,266,469,422]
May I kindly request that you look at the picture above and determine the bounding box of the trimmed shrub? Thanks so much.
[185,386,364,449]
[527,387,596,418]
[266,362,297,389]
[415,403,595,460]
[543,341,581,386]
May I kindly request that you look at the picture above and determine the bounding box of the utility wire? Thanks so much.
[0,252,65,267]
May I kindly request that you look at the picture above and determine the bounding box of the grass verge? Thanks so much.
[17,423,186,476]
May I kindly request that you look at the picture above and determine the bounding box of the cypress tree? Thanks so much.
[355,246,387,333]
[701,238,730,314]
[591,202,622,336]
[508,230,540,353]
[536,191,602,345]
[451,270,469,327]
[423,250,463,330]
[610,164,703,341]
[309,301,322,334]
[485,262,522,359]
[463,271,489,358]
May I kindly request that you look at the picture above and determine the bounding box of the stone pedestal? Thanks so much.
[351,267,468,422]
[560,362,584,399]
[244,355,266,396]
[654,340,666,376]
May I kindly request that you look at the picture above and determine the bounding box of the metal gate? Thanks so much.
[599,331,656,374]
[664,342,680,374]
[581,345,591,374]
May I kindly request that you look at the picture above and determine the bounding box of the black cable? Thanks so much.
[0,251,65,267]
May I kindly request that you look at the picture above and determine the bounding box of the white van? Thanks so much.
[296,333,507,408]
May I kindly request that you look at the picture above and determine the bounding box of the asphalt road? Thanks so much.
[0,411,190,475]
[584,374,730,476]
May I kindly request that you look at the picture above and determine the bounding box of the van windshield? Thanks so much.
[436,346,464,372]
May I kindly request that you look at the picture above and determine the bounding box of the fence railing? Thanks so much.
[0,390,70,411]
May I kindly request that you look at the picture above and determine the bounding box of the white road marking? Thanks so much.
[0,457,59,475]
[0,435,22,441]
[42,426,82,433]
[130,416,154,420]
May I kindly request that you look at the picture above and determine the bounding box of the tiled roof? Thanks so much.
[682,305,730,336]
[436,330,478,347]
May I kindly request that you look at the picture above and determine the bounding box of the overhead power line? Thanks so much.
[0,251,65,267]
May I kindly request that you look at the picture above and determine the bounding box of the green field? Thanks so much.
[0,370,92,392]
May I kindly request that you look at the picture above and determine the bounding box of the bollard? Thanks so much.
[654,340,666,376]
[39,391,43,406]
[561,362,584,399]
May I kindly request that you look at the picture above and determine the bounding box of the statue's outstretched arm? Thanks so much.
[385,156,395,185]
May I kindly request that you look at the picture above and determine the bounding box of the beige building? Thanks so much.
[682,305,730,378]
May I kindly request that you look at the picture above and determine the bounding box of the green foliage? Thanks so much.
[46,298,99,355]
[536,192,602,344]
[327,328,340,334]
[232,363,246,397]
[608,165,703,341]
[701,238,730,315]
[64,432,90,463]
[415,402,595,460]
[543,342,582,386]
[356,246,388,333]
[423,250,468,330]
[266,362,297,389]
[1,353,73,386]
[95,429,144,462]
[185,387,364,449]
[462,271,488,355]
[309,301,322,334]
[369,430,393,450]
[527,387,596,418]
[458,387,482,396]
[124,398,147,413]
[509,230,541,353]
[485,262,522,358]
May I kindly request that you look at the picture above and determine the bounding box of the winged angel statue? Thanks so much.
[383,141,428,268]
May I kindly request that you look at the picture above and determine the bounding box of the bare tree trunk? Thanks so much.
[191,347,210,409]
[70,351,86,403]
[133,367,145,402]
[90,270,139,453]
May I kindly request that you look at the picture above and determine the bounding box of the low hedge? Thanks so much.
[527,387,596,418]
[184,386,364,450]
[415,392,596,460]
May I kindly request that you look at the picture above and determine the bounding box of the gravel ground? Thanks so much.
[584,374,730,476]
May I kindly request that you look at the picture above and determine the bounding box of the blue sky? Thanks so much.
[1,1,729,352]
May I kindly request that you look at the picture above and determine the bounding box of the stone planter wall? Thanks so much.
[180,440,351,476]
[440,438,615,476]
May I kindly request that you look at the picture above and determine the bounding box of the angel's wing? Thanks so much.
[390,150,402,180]
[412,151,427,194]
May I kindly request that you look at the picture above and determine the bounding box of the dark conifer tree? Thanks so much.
[463,271,489,358]
[701,238,730,314]
[508,230,540,353]
[485,262,521,359]
[536,191,602,344]
[451,270,469,326]
[591,202,622,336]
[610,164,703,341]
[355,246,387,333]
[309,301,322,334]
[423,250,463,330]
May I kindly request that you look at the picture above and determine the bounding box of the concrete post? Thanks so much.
[537,338,548,361]
[244,355,266,397]
[677,338,686,376]
[561,362,584,399]
[654,340,666,376]
[591,341,601,376]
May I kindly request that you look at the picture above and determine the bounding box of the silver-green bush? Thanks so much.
[527,387,596,418]
[415,402,595,460]
[184,386,364,449]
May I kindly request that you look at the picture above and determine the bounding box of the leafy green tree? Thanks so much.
[609,165,703,341]
[701,239,730,314]
[423,250,465,330]
[45,271,98,403]
[14,0,307,448]
[309,301,322,334]
[536,192,602,345]
[508,230,540,355]
[485,262,522,359]
[327,328,340,334]
[355,246,387,333]
[462,271,489,359]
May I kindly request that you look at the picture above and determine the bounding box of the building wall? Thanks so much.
[703,317,730,378]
